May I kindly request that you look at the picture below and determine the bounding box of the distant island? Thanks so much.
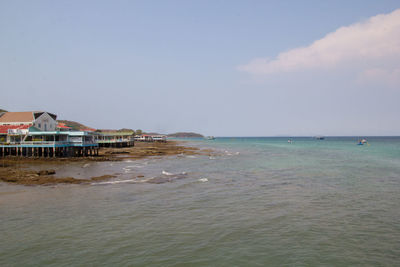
[168,132,204,138]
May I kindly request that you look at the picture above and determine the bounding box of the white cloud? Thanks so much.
[238,9,400,76]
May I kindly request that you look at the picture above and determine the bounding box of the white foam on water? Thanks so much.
[162,170,173,176]
[186,155,197,158]
[209,156,216,160]
[126,165,144,168]
[83,163,90,168]
[134,178,153,183]
[92,179,134,185]
[198,178,208,182]
[224,150,240,156]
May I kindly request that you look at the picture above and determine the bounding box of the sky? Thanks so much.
[1,0,400,136]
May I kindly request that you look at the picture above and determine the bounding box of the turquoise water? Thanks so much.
[1,137,400,266]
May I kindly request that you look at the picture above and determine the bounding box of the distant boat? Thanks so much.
[288,139,293,144]
[205,136,215,140]
[314,136,325,140]
[357,138,368,145]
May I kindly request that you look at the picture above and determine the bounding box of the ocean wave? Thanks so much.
[162,170,173,176]
[224,150,240,156]
[162,170,187,176]
[93,171,189,185]
[92,179,134,185]
[126,165,144,168]
[142,171,189,184]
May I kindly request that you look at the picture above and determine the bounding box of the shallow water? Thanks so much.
[1,137,400,266]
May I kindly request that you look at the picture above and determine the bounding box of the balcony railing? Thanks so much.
[97,139,133,143]
[0,141,98,146]
[22,141,69,145]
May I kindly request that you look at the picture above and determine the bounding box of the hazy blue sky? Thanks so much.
[1,0,400,136]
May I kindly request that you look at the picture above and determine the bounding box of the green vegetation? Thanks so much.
[118,128,134,133]
[0,108,8,113]
[168,132,204,138]
[57,120,94,131]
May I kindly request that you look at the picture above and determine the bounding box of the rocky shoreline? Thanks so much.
[0,141,212,185]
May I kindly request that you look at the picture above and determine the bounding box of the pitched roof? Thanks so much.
[0,124,31,134]
[81,128,96,132]
[0,112,34,123]
[34,111,57,120]
[57,122,72,129]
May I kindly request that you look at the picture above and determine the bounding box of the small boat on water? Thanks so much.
[314,136,325,140]
[288,139,293,144]
[205,136,215,140]
[357,139,368,145]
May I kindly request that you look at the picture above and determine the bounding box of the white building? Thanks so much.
[134,134,167,142]
[151,135,167,142]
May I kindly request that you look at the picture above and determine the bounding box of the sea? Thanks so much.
[1,137,400,266]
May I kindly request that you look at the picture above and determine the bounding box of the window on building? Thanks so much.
[38,123,41,128]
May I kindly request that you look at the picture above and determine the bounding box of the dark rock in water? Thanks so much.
[1,177,18,182]
[90,175,116,181]
[37,170,56,176]
[147,177,173,184]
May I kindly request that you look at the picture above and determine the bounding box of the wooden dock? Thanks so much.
[0,143,99,158]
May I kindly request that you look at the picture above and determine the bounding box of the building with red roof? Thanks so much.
[0,124,31,134]
[0,111,57,132]
[56,122,72,130]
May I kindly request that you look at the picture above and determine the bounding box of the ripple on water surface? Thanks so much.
[1,137,400,266]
